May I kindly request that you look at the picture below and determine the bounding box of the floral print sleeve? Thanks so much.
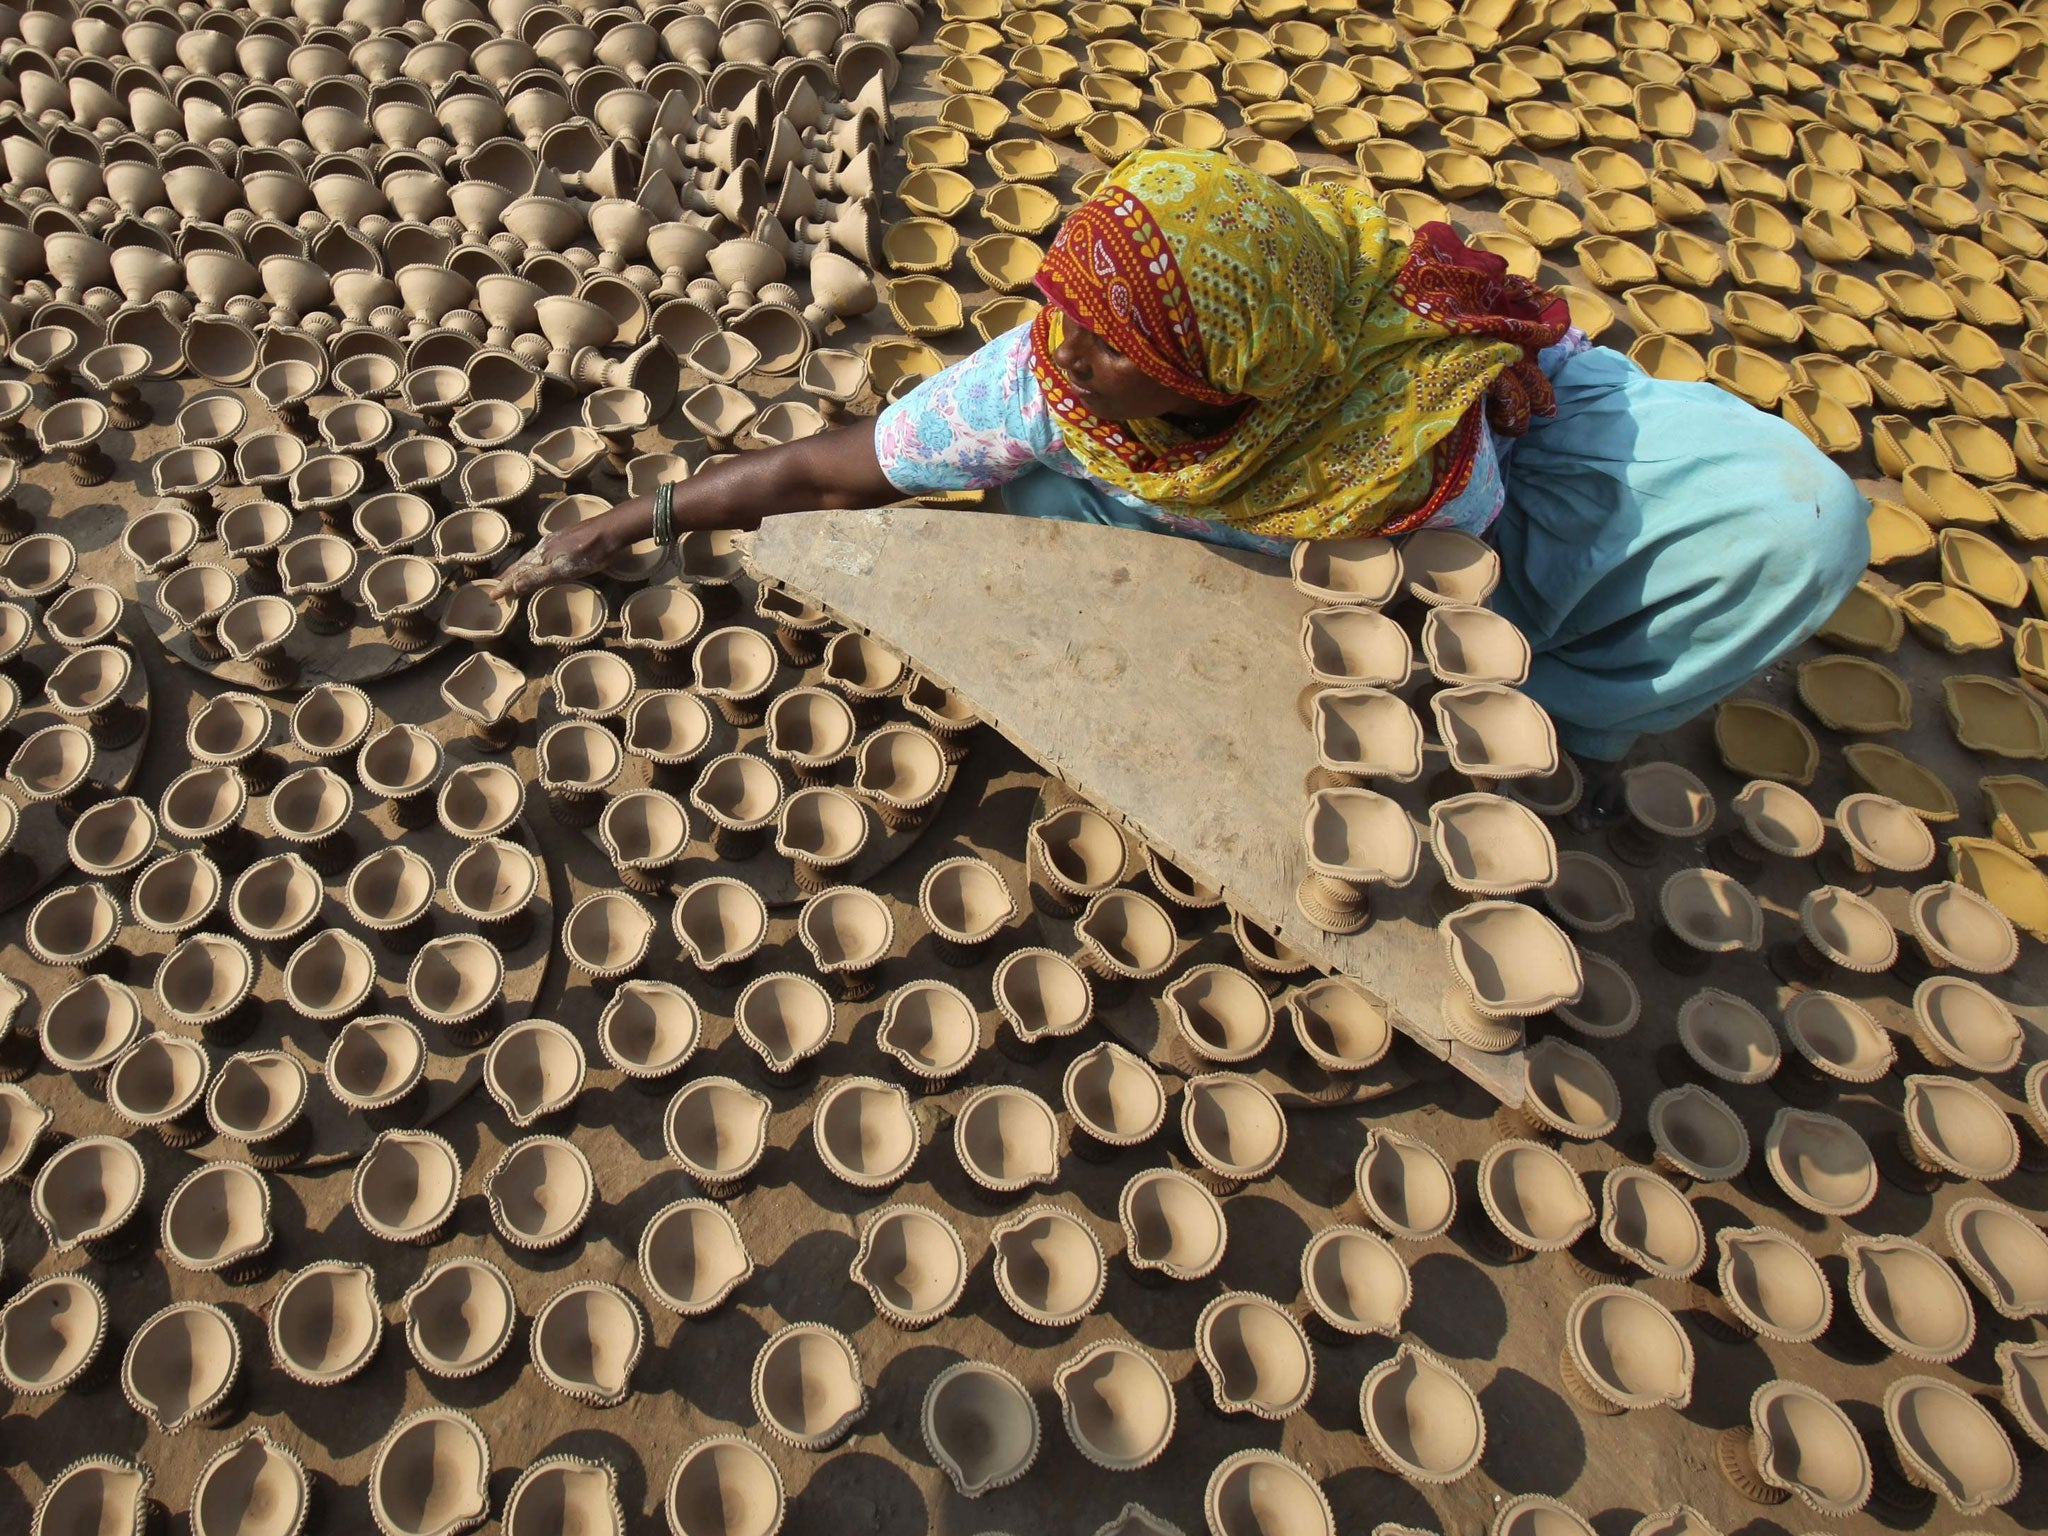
[873,324,1056,494]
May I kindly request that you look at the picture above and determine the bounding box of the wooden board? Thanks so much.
[746,508,1529,1104]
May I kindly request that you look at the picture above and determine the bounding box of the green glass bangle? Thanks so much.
[652,481,675,546]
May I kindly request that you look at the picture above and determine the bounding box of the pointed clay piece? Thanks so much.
[1882,1375,2019,1515]
[1716,1224,1832,1343]
[750,1324,866,1450]
[531,1281,643,1407]
[369,1409,491,1536]
[955,1084,1061,1193]
[1678,990,1780,1084]
[638,1199,752,1320]
[1290,537,1401,605]
[922,1360,1040,1498]
[1909,881,2018,973]
[1733,1380,1872,1515]
[877,980,980,1084]
[1521,1039,1621,1140]
[1119,1167,1227,1281]
[1763,1107,1876,1216]
[0,1273,108,1396]
[1561,1286,1692,1414]
[190,1430,310,1536]
[1429,793,1558,895]
[1429,684,1559,779]
[1599,1166,1704,1280]
[1781,992,1895,1084]
[1944,1198,2048,1321]
[599,982,701,1085]
[1478,1139,1594,1252]
[1796,655,1912,732]
[271,1262,382,1387]
[1541,852,1634,934]
[1357,1341,1485,1485]
[400,1257,518,1381]
[486,1136,595,1252]
[1204,1450,1333,1536]
[1194,1290,1314,1420]
[813,1076,919,1190]
[1283,976,1391,1073]
[850,1203,967,1328]
[121,1300,242,1435]
[1911,975,2021,1073]
[1998,1340,2048,1453]
[1731,781,1825,857]
[1312,687,1424,781]
[1055,1340,1178,1473]
[1181,1073,1287,1185]
[1949,834,2048,939]
[1647,1085,1749,1183]
[663,1436,785,1536]
[1299,1225,1410,1337]
[1714,699,1819,785]
[352,1130,462,1245]
[1843,1233,1975,1364]
[1354,1128,1456,1240]
[1660,869,1763,954]
[993,1203,1107,1327]
[32,1135,145,1255]
[1441,900,1584,1018]
[161,1161,271,1279]
[1063,1041,1167,1148]
[663,1077,771,1194]
[1165,964,1274,1064]
[1901,1073,2020,1181]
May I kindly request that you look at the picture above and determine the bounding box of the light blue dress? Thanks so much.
[876,331,1870,763]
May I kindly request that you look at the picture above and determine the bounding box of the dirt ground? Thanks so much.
[4,19,2048,1536]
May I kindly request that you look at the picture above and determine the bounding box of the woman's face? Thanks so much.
[1050,317,1215,422]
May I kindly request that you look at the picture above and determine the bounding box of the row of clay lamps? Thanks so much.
[0,0,902,453]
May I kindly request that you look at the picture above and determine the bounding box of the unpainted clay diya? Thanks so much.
[850,1202,968,1330]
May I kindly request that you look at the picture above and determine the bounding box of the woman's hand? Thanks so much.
[486,506,639,602]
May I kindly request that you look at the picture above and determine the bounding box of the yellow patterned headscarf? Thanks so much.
[1029,150,1569,540]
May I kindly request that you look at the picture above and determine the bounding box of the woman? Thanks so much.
[491,149,1869,814]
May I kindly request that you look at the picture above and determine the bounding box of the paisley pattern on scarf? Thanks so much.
[1024,150,1570,540]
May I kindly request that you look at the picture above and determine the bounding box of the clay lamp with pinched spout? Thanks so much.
[1025,802,1126,915]
[1356,1341,1486,1486]
[663,1437,786,1536]
[664,1075,772,1197]
[922,1361,1041,1498]
[849,1202,966,1329]
[992,1203,1108,1327]
[400,1258,518,1381]
[750,1323,867,1451]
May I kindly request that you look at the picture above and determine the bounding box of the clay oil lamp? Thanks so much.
[922,1361,1040,1497]
[401,1257,518,1381]
[750,1323,867,1451]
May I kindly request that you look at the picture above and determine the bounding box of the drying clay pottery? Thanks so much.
[369,1409,491,1536]
[1476,1139,1594,1256]
[1900,1073,2019,1181]
[1882,1375,2019,1515]
[1647,1085,1749,1184]
[851,1203,967,1328]
[1782,991,1895,1087]
[1181,1072,1287,1187]
[1715,1224,1832,1344]
[0,1272,108,1396]
[1597,1166,1704,1280]
[30,1459,154,1536]
[32,1135,145,1257]
[664,1076,772,1195]
[1055,1339,1178,1471]
[1204,1451,1334,1536]
[1119,1167,1228,1282]
[402,1258,518,1380]
[599,982,702,1087]
[1440,900,1583,1037]
[955,1084,1061,1194]
[1194,1291,1314,1419]
[1063,1041,1166,1152]
[1676,989,1781,1085]
[190,1431,310,1536]
[1299,1225,1410,1336]
[487,1136,595,1251]
[1559,1286,1693,1415]
[877,980,980,1085]
[1284,976,1392,1074]
[1764,1107,1876,1216]
[813,1076,919,1190]
[1909,881,2019,974]
[1541,852,1634,934]
[751,1324,866,1451]
[121,1300,243,1435]
[353,1130,462,1246]
[1357,1342,1485,1485]
[531,1281,643,1407]
[271,1262,381,1387]
[992,1203,1107,1326]
[1843,1233,1976,1364]
[1520,1038,1621,1141]
[1945,1197,2048,1321]
[1722,1380,1871,1514]
[162,1161,272,1281]
[1354,1128,1457,1240]
[922,1361,1041,1497]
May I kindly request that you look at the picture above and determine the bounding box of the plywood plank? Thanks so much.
[746,507,1528,1103]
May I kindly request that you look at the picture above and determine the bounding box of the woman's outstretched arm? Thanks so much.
[487,416,897,600]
